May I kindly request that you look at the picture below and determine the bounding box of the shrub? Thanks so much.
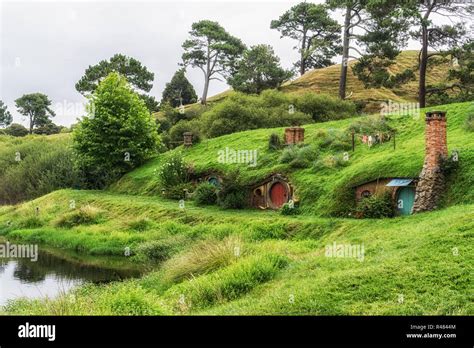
[279,146,299,163]
[163,182,194,200]
[127,217,154,232]
[136,240,176,262]
[217,171,248,209]
[353,191,394,218]
[162,236,244,283]
[313,154,349,171]
[268,133,282,151]
[316,129,352,151]
[280,144,318,169]
[158,152,190,189]
[280,202,300,216]
[5,123,28,137]
[194,183,218,205]
[465,114,474,132]
[293,92,357,122]
[168,119,202,148]
[54,205,104,228]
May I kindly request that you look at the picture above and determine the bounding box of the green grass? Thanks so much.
[113,101,474,216]
[0,101,472,316]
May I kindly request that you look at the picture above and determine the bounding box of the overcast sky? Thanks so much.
[0,0,437,127]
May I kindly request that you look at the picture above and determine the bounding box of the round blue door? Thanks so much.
[396,187,415,215]
[208,176,219,187]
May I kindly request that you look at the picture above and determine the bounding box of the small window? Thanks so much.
[361,190,372,198]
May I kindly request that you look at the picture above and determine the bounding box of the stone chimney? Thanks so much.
[412,111,448,213]
[284,127,305,145]
[183,132,193,147]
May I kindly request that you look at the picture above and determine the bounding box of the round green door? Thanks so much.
[396,187,415,215]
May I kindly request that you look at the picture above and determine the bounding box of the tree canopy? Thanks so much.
[271,2,341,75]
[181,20,245,104]
[228,44,293,94]
[75,54,159,112]
[73,72,160,188]
[0,100,13,128]
[15,93,55,134]
[161,69,198,107]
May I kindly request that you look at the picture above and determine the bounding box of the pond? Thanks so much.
[0,244,142,307]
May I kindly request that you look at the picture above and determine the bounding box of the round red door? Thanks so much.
[270,182,287,208]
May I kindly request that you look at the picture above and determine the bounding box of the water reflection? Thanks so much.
[0,250,141,306]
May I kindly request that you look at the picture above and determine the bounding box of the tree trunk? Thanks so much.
[201,75,209,105]
[29,115,33,134]
[339,5,352,100]
[419,25,428,108]
[300,31,307,76]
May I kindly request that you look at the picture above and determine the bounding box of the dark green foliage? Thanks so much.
[32,121,63,135]
[347,115,394,135]
[268,133,282,151]
[271,2,341,75]
[279,145,318,169]
[15,93,55,134]
[73,72,160,188]
[294,92,357,122]
[315,129,352,151]
[182,20,246,104]
[0,100,13,128]
[440,153,460,176]
[353,191,395,219]
[162,69,198,107]
[168,119,201,148]
[55,206,104,228]
[5,123,28,137]
[0,139,79,204]
[194,183,218,205]
[75,53,159,112]
[137,240,175,262]
[217,171,248,209]
[228,44,293,94]
[163,183,194,200]
[280,202,300,216]
[201,92,312,138]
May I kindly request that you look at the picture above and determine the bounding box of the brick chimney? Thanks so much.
[284,127,305,145]
[183,132,193,147]
[412,111,448,213]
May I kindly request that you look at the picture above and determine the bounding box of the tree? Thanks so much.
[228,44,293,94]
[0,100,13,128]
[408,0,473,107]
[15,93,55,134]
[73,72,160,188]
[5,123,28,137]
[75,54,160,112]
[161,69,198,107]
[271,2,341,76]
[327,0,414,99]
[181,20,246,104]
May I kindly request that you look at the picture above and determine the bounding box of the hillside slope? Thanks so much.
[115,102,474,216]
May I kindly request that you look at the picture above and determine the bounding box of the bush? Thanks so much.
[168,119,202,148]
[313,154,349,171]
[279,144,318,169]
[158,152,190,189]
[280,202,300,216]
[54,205,104,228]
[315,129,352,151]
[465,114,474,132]
[194,183,218,205]
[353,191,394,218]
[163,182,194,200]
[127,217,154,232]
[5,123,28,137]
[268,133,282,151]
[217,171,248,209]
[293,92,357,122]
[136,240,176,262]
[162,236,243,283]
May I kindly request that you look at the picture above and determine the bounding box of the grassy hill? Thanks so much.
[162,50,454,118]
[117,101,474,216]
[0,101,472,315]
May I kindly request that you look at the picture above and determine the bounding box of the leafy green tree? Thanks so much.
[73,72,160,188]
[15,93,55,134]
[161,69,198,107]
[0,100,13,128]
[75,54,160,112]
[271,2,341,76]
[181,20,245,104]
[228,44,293,94]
